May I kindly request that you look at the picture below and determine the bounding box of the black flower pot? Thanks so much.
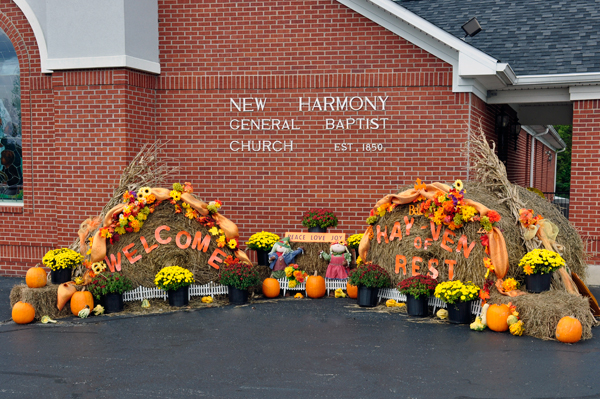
[447,300,473,324]
[406,294,429,317]
[526,273,552,293]
[50,268,72,285]
[101,293,124,314]
[228,286,249,305]
[168,286,189,307]
[357,286,379,307]
[308,226,327,233]
[256,249,269,266]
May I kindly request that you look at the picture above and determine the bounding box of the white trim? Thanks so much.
[516,72,600,87]
[0,200,24,207]
[13,0,51,73]
[46,55,160,74]
[522,125,565,152]
[569,85,600,101]
[487,88,570,104]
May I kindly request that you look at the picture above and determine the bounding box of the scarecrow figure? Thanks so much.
[320,241,352,279]
[268,237,304,271]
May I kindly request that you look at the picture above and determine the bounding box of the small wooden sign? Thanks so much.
[285,232,346,243]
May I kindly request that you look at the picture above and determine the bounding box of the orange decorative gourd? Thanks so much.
[306,275,326,298]
[12,301,35,324]
[486,303,511,332]
[262,278,280,298]
[556,316,582,343]
[70,290,94,316]
[57,282,77,311]
[26,266,47,288]
[346,282,358,299]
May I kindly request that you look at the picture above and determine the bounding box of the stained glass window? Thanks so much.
[0,28,21,202]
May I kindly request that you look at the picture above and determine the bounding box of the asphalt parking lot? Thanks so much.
[1,276,599,399]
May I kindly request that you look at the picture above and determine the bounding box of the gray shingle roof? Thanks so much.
[394,0,600,75]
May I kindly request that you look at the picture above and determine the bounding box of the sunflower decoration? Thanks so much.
[453,179,465,193]
[91,261,107,274]
[137,187,152,200]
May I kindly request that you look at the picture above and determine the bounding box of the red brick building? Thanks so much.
[2,0,595,276]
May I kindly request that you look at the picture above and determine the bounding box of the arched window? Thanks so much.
[0,27,21,202]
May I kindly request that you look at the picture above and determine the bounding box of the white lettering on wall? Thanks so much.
[230,141,294,152]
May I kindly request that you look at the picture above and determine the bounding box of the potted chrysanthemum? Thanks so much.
[397,275,438,317]
[301,208,338,232]
[218,256,261,305]
[88,271,134,314]
[519,248,565,293]
[434,280,480,324]
[155,266,195,307]
[42,248,83,284]
[347,263,391,307]
[246,231,280,266]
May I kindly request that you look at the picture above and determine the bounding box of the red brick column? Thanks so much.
[571,100,600,262]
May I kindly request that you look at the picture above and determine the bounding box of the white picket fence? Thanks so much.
[276,277,352,296]
[122,280,483,316]
[122,282,229,302]
[377,287,483,315]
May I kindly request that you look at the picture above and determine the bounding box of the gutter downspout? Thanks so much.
[530,128,549,187]
[554,147,567,192]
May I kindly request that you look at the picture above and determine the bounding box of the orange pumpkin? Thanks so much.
[12,301,35,324]
[346,282,358,299]
[486,303,511,332]
[262,278,280,298]
[306,275,326,298]
[556,316,582,343]
[70,290,94,316]
[26,266,47,288]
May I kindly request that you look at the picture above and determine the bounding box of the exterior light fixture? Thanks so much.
[462,17,482,39]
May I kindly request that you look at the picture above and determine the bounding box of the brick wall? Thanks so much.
[0,0,557,275]
[571,100,600,262]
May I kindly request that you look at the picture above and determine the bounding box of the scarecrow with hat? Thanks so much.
[268,237,304,271]
[320,241,352,279]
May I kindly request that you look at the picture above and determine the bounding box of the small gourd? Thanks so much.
[509,320,524,336]
[386,299,398,307]
[93,305,105,316]
[334,288,346,298]
[78,306,90,319]
[507,315,519,326]
[294,293,303,298]
[470,316,486,331]
[480,303,490,326]
[436,309,448,319]
[141,299,150,308]
[41,315,57,324]
[201,296,213,303]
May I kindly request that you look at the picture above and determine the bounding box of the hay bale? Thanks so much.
[367,182,587,288]
[290,242,331,275]
[9,284,72,320]
[106,201,241,287]
[489,290,597,340]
